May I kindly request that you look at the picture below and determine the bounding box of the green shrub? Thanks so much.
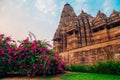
[66,64,87,72]
[66,61,120,75]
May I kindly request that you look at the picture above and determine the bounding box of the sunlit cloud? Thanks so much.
[103,0,115,16]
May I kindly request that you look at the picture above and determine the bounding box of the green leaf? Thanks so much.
[43,60,47,70]
[35,53,40,58]
[29,32,37,40]
[31,57,35,64]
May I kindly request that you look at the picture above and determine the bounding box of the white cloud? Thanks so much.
[74,0,89,15]
[22,0,27,3]
[103,0,114,15]
[75,0,87,3]
[83,4,89,12]
[0,0,58,45]
[34,0,58,41]
[35,0,57,15]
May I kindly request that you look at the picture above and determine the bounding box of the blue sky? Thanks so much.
[0,0,120,44]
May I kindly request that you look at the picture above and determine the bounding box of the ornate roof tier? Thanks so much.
[108,10,120,24]
[78,10,94,26]
[66,17,79,33]
[110,10,119,18]
[78,10,93,18]
[92,10,107,29]
[53,30,61,41]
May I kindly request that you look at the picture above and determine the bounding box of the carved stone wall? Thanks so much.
[59,39,120,65]
[53,3,120,65]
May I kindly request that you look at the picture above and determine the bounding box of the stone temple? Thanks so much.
[53,3,120,65]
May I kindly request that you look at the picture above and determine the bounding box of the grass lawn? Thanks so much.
[1,72,120,80]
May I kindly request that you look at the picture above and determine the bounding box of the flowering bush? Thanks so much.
[16,37,65,77]
[0,34,65,77]
[0,34,17,75]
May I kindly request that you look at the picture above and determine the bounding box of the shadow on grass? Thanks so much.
[0,72,66,80]
[0,73,27,79]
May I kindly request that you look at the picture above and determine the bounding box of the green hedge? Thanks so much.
[66,61,120,75]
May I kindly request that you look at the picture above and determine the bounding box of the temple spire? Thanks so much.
[65,2,70,6]
[98,10,101,14]
[81,10,84,13]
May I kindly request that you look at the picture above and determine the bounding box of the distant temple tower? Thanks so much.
[53,3,77,52]
[53,3,120,65]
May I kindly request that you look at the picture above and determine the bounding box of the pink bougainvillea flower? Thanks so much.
[30,49,33,53]
[6,37,11,42]
[39,48,43,52]
[27,74,30,77]
[0,34,4,37]
[7,47,12,54]
[31,74,34,77]
[1,50,4,55]
[23,37,29,43]
[27,55,31,59]
[40,63,43,67]
[13,52,16,56]
[46,65,49,70]
[8,59,11,64]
